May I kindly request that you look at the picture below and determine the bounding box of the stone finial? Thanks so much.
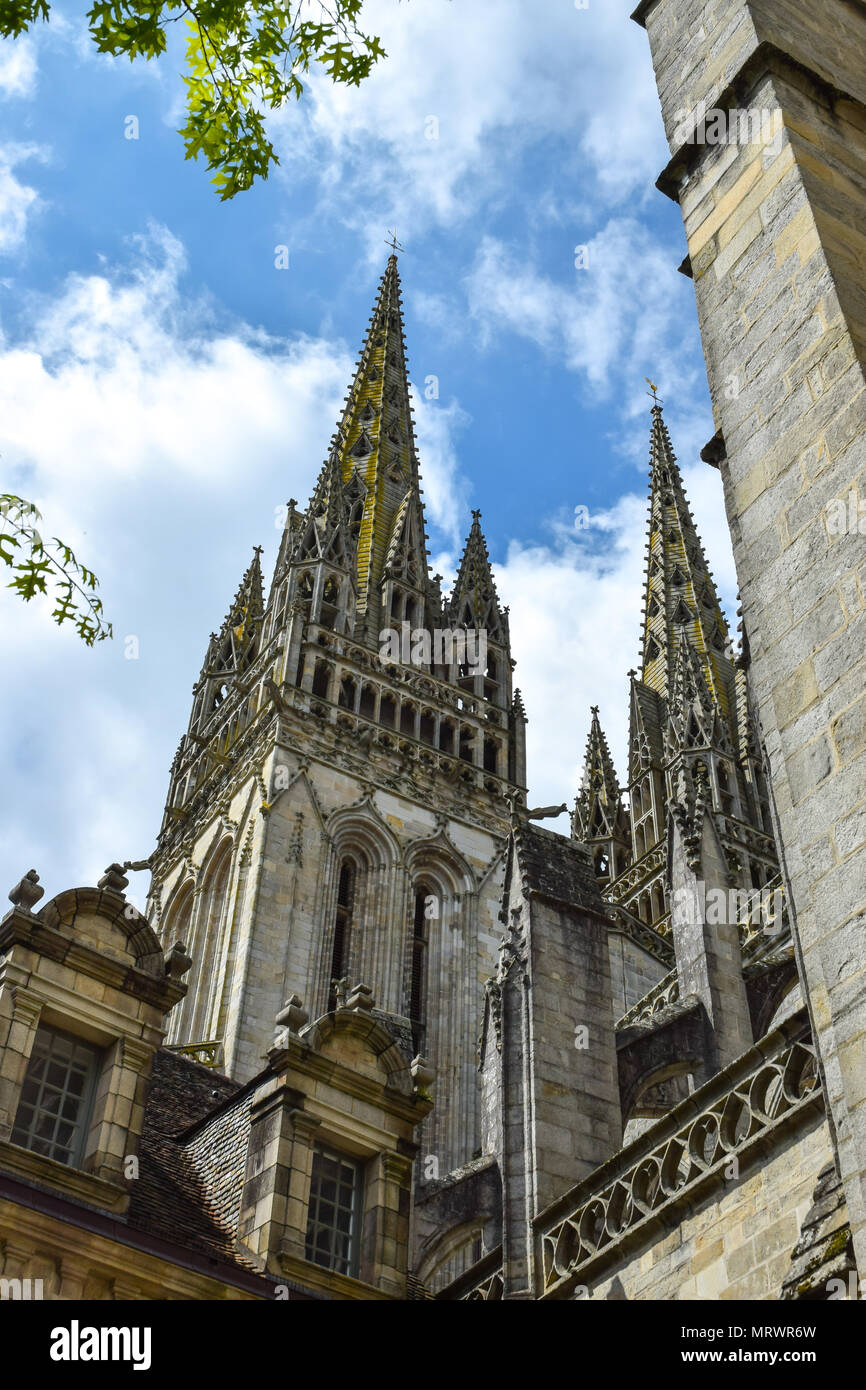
[8,869,44,912]
[98,863,129,894]
[165,941,193,979]
[410,1055,436,1093]
[275,994,309,1034]
[345,982,374,1013]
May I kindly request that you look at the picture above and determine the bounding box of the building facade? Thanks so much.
[1,0,865,1300]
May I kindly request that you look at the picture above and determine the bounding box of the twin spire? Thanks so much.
[578,400,745,872]
[326,253,425,624]
[639,406,732,713]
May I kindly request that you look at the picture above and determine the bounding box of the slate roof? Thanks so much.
[127,1048,261,1277]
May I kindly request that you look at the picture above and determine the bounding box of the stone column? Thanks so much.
[361,1149,414,1295]
[237,1081,319,1271]
[0,982,42,1142]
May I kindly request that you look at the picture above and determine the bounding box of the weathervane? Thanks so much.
[645,377,663,408]
[385,228,405,255]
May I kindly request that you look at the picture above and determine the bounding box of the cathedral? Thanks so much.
[1,0,865,1303]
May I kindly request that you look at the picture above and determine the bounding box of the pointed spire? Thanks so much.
[448,510,507,641]
[224,546,264,644]
[199,546,264,686]
[574,707,629,848]
[638,402,733,716]
[318,253,429,636]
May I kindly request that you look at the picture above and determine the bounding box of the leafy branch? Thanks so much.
[0,495,113,645]
[59,0,387,200]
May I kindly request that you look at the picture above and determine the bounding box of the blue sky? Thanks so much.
[0,0,737,907]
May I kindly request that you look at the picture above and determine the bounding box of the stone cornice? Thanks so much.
[0,911,186,1012]
[651,40,866,202]
[277,1250,395,1301]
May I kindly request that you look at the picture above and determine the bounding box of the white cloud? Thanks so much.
[0,144,46,256]
[0,37,37,99]
[410,386,471,543]
[465,223,704,415]
[0,224,471,892]
[496,460,739,829]
[272,0,668,253]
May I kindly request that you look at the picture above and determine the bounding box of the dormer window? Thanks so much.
[11,1026,100,1168]
[305,1146,363,1277]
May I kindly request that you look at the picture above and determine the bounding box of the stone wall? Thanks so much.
[152,739,507,1180]
[635,0,866,1276]
[608,930,667,1021]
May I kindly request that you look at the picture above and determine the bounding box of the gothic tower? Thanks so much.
[579,405,778,993]
[147,255,525,1178]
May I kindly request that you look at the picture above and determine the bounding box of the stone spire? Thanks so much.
[609,403,779,936]
[324,252,430,639]
[448,511,507,643]
[574,707,631,886]
[197,546,265,696]
[639,404,733,716]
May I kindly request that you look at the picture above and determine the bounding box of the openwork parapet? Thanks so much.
[616,969,680,1029]
[536,1014,819,1298]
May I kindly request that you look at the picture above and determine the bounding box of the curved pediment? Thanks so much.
[37,887,164,974]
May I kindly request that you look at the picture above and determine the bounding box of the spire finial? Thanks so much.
[645,376,663,408]
[385,228,405,255]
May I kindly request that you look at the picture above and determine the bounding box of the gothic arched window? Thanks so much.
[410,888,429,1053]
[328,862,356,1009]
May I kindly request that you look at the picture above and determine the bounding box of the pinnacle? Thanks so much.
[638,399,732,717]
[449,510,504,634]
[228,546,264,621]
[574,705,627,848]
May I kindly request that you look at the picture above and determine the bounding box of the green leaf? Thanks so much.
[0,493,113,643]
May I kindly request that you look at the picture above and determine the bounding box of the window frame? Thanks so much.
[10,1024,101,1169]
[304,1143,364,1279]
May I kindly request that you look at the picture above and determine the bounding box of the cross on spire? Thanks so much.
[385,228,405,255]
[645,377,663,408]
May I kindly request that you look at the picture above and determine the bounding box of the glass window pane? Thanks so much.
[305,1146,362,1278]
[10,1026,99,1167]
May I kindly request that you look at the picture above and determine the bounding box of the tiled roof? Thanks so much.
[127,1049,260,1276]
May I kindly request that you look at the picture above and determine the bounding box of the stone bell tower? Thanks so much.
[146,254,527,1178]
